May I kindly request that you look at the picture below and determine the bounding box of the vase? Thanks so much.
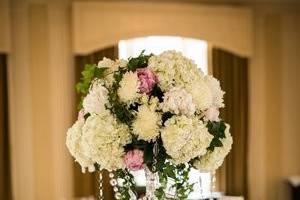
[144,167,158,200]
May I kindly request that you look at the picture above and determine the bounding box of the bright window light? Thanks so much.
[118,36,211,199]
[118,36,208,74]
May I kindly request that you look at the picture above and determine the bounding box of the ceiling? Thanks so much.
[117,0,300,5]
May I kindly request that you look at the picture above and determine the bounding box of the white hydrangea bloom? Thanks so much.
[185,80,213,111]
[204,75,225,108]
[66,120,95,173]
[193,124,233,172]
[82,81,109,115]
[82,114,131,171]
[98,58,128,87]
[118,71,140,102]
[161,116,213,164]
[161,87,196,116]
[132,103,160,141]
[148,51,204,91]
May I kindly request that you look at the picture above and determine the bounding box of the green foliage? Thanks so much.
[154,137,171,172]
[76,64,108,95]
[75,64,108,109]
[115,169,137,200]
[207,121,226,151]
[127,50,152,72]
[112,102,135,126]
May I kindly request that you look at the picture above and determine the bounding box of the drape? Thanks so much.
[74,46,118,200]
[212,48,248,198]
[0,54,12,200]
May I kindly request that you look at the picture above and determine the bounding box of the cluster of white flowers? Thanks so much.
[118,71,140,102]
[133,96,160,141]
[161,116,213,164]
[82,114,132,171]
[148,51,203,91]
[161,87,196,116]
[204,75,225,108]
[193,124,233,172]
[82,81,109,115]
[149,51,224,113]
[66,120,96,173]
[185,81,213,111]
[98,58,127,87]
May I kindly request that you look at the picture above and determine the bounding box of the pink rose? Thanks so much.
[204,107,220,122]
[137,68,157,94]
[124,149,144,171]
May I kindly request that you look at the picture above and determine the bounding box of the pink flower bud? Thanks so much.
[137,68,157,94]
[123,149,144,171]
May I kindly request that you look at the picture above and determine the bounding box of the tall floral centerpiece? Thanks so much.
[66,51,232,199]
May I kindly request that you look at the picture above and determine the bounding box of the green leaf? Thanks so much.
[207,121,227,151]
[207,138,223,151]
[75,63,108,109]
[94,67,108,78]
[127,50,152,72]
[144,144,154,166]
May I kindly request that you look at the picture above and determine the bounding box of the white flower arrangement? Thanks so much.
[66,50,231,199]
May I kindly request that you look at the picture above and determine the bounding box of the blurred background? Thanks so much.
[0,0,300,200]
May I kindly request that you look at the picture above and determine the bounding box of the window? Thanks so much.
[119,36,208,74]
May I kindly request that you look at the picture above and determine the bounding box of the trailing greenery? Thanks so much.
[115,168,137,200]
[206,121,226,151]
[106,67,133,126]
[155,162,194,200]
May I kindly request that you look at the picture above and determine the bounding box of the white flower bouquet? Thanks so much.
[66,50,232,199]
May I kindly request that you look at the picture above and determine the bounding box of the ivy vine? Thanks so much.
[115,168,137,199]
[155,162,194,200]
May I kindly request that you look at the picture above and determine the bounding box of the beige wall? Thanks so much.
[3,0,300,200]
[8,0,74,199]
[0,0,10,52]
[249,5,300,200]
[72,1,253,57]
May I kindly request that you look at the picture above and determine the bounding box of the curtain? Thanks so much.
[0,54,12,200]
[74,46,118,200]
[212,48,248,198]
